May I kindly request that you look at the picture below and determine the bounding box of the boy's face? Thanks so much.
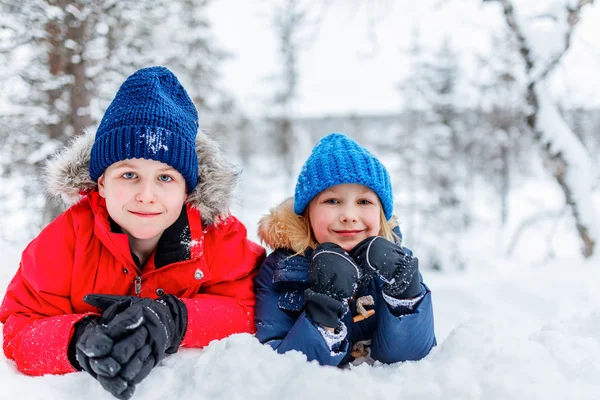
[308,183,381,252]
[98,158,188,243]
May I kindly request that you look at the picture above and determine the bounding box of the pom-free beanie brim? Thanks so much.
[89,125,198,190]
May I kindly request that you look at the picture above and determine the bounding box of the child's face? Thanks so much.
[308,183,381,252]
[98,158,188,243]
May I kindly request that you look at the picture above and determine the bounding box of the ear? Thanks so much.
[98,174,106,198]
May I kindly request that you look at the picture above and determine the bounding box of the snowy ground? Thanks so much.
[1,232,599,399]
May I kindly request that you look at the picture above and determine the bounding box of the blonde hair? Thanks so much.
[291,205,400,256]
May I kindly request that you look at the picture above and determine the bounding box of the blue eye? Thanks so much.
[324,198,339,204]
[158,175,173,182]
[122,172,137,179]
[358,199,373,205]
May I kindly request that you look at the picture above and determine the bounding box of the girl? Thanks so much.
[255,133,435,366]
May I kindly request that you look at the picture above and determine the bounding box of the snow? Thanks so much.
[1,232,600,399]
[140,130,169,155]
[26,141,61,165]
[515,1,573,79]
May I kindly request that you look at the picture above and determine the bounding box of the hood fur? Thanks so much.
[257,198,309,253]
[46,126,239,226]
[257,197,399,252]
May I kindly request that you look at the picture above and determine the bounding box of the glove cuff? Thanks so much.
[68,316,97,371]
[159,295,188,353]
[304,289,347,328]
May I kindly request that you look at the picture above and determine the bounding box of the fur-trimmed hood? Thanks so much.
[46,126,239,226]
[257,198,309,253]
[257,197,399,252]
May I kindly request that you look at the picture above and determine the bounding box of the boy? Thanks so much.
[0,66,265,400]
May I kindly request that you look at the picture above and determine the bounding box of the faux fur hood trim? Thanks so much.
[257,197,399,252]
[257,198,309,253]
[46,126,239,226]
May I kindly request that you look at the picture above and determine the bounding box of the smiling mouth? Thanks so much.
[334,230,363,237]
[129,211,161,217]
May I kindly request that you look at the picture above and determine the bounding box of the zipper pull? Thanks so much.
[135,276,142,295]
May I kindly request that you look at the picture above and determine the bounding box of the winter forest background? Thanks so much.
[1,0,600,399]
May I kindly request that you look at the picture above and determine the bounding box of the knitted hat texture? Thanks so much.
[89,66,199,191]
[294,133,393,219]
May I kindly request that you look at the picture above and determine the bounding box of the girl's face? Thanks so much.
[98,158,188,244]
[308,183,382,252]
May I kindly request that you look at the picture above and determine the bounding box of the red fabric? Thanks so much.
[0,191,265,376]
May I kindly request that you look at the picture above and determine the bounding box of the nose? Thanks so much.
[339,207,358,223]
[135,179,156,203]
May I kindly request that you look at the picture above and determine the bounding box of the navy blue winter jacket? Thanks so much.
[254,245,436,366]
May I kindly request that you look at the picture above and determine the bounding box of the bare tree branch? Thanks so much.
[493,0,595,80]
[507,208,567,256]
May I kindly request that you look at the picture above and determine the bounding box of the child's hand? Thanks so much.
[304,242,362,328]
[73,317,140,400]
[73,294,188,399]
[350,237,421,299]
[84,294,187,359]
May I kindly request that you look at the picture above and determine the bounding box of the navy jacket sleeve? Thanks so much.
[254,250,349,366]
[370,280,436,364]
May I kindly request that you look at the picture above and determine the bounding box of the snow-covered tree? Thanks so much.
[484,0,599,257]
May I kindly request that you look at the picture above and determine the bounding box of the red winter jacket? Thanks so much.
[0,130,265,376]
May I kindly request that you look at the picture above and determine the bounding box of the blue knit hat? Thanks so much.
[89,66,199,192]
[294,133,393,219]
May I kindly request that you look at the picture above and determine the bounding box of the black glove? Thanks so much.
[72,295,187,400]
[350,236,421,299]
[304,242,361,328]
[71,316,143,400]
[84,294,188,364]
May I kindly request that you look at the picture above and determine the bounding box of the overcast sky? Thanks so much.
[208,0,600,117]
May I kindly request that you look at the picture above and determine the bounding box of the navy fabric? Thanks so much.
[293,133,394,219]
[254,246,436,366]
[90,66,199,192]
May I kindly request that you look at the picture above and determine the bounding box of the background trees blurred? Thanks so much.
[1,0,598,264]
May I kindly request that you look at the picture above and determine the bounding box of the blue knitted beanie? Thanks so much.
[89,66,199,192]
[294,133,393,219]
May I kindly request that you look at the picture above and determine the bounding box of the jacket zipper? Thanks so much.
[135,276,142,295]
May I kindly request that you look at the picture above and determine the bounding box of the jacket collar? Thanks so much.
[257,198,311,253]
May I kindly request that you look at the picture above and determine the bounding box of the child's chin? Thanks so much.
[335,242,355,253]
[129,230,163,240]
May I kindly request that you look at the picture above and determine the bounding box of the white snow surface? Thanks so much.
[1,239,599,400]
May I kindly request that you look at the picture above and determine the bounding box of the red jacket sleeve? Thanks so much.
[180,216,265,348]
[0,209,91,375]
